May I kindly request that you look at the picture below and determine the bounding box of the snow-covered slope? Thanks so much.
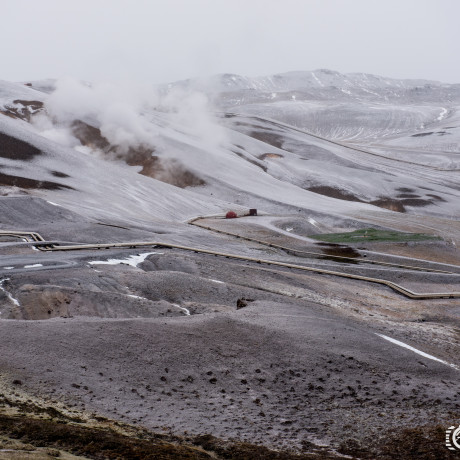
[172,70,460,151]
[0,83,238,224]
[1,72,459,229]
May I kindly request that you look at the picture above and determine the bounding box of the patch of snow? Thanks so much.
[311,72,324,87]
[291,95,296,100]
[172,303,191,316]
[308,217,319,227]
[0,278,20,306]
[437,107,448,121]
[88,252,161,268]
[24,263,43,268]
[361,87,380,97]
[2,267,14,270]
[285,227,293,232]
[47,201,61,207]
[209,279,224,284]
[341,88,352,95]
[74,145,93,155]
[271,92,277,99]
[127,294,148,300]
[376,334,458,370]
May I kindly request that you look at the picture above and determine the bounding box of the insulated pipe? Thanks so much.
[2,230,459,299]
[189,218,457,274]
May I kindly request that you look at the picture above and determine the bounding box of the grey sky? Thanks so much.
[2,0,460,84]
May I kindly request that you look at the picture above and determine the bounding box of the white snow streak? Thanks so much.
[172,303,191,316]
[0,278,20,306]
[24,263,43,268]
[2,267,14,270]
[89,252,161,268]
[437,108,448,121]
[311,72,324,87]
[376,334,458,370]
[209,279,224,284]
[47,201,61,207]
[308,217,319,228]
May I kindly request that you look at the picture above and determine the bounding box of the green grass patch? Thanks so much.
[309,228,441,244]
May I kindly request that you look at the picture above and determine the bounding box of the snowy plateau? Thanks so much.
[0,69,460,459]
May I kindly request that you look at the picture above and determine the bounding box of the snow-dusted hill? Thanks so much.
[2,72,460,457]
[174,69,455,98]
[173,69,460,151]
[1,70,460,230]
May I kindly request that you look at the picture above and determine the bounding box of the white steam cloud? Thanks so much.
[34,76,226,154]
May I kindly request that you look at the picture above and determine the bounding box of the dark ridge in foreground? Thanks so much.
[0,412,457,459]
[0,413,340,460]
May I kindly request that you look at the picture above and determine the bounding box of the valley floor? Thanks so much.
[0,197,459,459]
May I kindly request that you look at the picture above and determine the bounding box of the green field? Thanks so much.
[309,228,441,243]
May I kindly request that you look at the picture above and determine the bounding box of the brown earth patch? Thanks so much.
[426,194,446,202]
[71,120,205,188]
[370,198,406,212]
[1,100,43,121]
[308,186,364,202]
[317,243,361,259]
[0,132,42,161]
[0,173,73,191]
[259,153,284,160]
[50,170,70,178]
[394,194,442,206]
[411,132,434,137]
[132,154,205,188]
[304,185,439,213]
[0,110,19,120]
[400,198,434,207]
[397,193,420,199]
[231,150,267,172]
[71,120,111,151]
[248,130,285,149]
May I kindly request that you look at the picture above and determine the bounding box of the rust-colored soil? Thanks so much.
[71,120,205,188]
[308,185,364,202]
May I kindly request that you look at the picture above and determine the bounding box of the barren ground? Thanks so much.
[1,198,460,459]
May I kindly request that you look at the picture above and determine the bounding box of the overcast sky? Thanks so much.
[2,0,459,84]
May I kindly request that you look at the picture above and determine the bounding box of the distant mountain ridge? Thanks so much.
[173,69,460,91]
[171,69,460,105]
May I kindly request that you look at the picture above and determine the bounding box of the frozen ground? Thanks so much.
[0,71,460,457]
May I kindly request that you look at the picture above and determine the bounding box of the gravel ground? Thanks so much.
[1,198,460,457]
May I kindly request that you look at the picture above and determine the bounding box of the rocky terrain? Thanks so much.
[0,70,459,458]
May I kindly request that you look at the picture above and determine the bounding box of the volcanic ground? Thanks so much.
[0,71,460,459]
